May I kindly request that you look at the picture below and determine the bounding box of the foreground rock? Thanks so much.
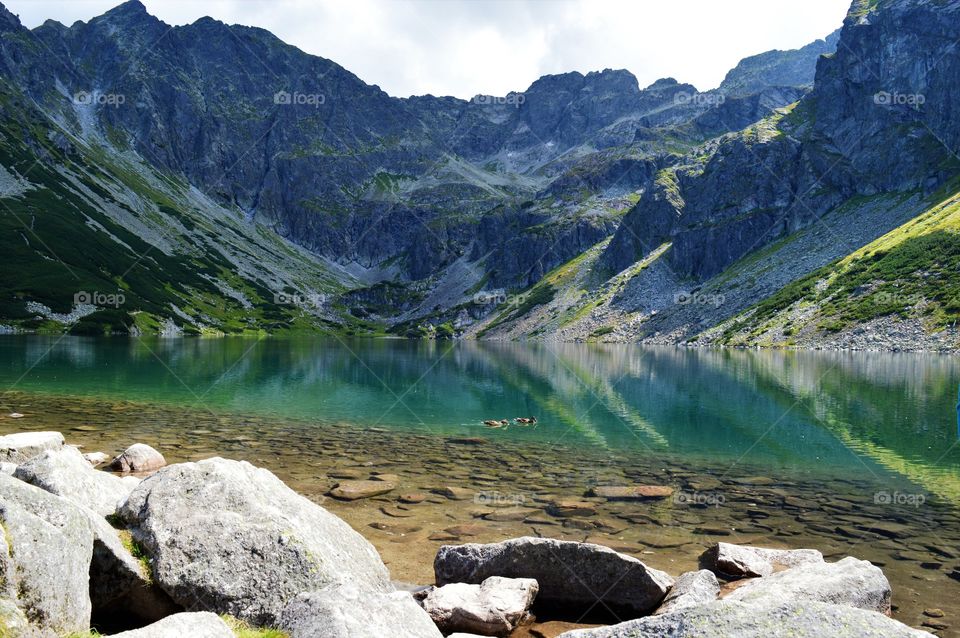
[108,612,235,638]
[0,471,155,621]
[653,570,719,615]
[420,576,539,636]
[280,584,443,638]
[0,474,93,635]
[699,542,823,578]
[14,446,140,517]
[725,556,892,613]
[0,431,64,464]
[0,599,30,637]
[435,537,673,617]
[83,451,111,466]
[558,599,929,637]
[118,457,391,625]
[108,443,166,473]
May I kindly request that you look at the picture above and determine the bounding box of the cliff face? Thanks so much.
[0,0,845,334]
[603,0,960,281]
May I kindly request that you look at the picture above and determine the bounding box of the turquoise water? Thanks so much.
[1,336,958,493]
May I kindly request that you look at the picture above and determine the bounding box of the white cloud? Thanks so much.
[5,0,850,98]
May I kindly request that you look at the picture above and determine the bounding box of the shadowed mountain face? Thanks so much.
[0,0,842,334]
[603,0,960,282]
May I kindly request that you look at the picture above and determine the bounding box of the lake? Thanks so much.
[1,336,958,631]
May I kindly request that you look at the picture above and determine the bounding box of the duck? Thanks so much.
[483,419,510,428]
[514,416,538,425]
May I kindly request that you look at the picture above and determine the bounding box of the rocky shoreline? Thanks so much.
[0,430,944,637]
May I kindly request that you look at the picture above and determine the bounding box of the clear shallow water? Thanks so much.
[1,336,958,485]
[1,336,959,632]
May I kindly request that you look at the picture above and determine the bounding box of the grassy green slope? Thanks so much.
[717,181,960,345]
[0,87,371,336]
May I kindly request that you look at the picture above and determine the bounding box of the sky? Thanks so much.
[5,0,851,99]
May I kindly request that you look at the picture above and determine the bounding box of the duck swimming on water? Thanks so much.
[514,417,538,425]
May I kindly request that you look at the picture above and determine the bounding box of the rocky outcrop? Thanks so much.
[107,612,235,638]
[0,432,64,464]
[14,446,140,517]
[0,469,153,619]
[698,543,824,578]
[435,537,673,618]
[603,0,960,324]
[719,29,841,96]
[117,457,391,625]
[556,599,930,638]
[280,585,443,638]
[653,570,719,615]
[108,443,166,473]
[725,556,892,614]
[419,576,539,636]
[0,474,93,635]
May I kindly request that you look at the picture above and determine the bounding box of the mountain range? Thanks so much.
[0,0,956,350]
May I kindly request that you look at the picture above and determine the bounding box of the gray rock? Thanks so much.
[653,570,719,615]
[14,446,140,517]
[0,474,93,635]
[118,457,391,626]
[108,443,166,473]
[699,542,824,578]
[106,612,235,638]
[725,556,892,614]
[83,452,111,467]
[0,470,153,614]
[280,584,442,638]
[435,537,673,617]
[0,432,64,464]
[556,599,930,637]
[420,576,539,636]
[0,598,31,638]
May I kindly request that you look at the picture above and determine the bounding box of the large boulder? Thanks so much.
[14,446,140,517]
[419,576,539,636]
[0,432,64,464]
[117,458,391,626]
[108,444,166,473]
[724,556,892,613]
[0,475,93,635]
[556,599,929,637]
[653,570,719,615]
[435,537,673,618]
[106,612,235,638]
[280,585,443,638]
[699,543,823,578]
[0,471,156,616]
